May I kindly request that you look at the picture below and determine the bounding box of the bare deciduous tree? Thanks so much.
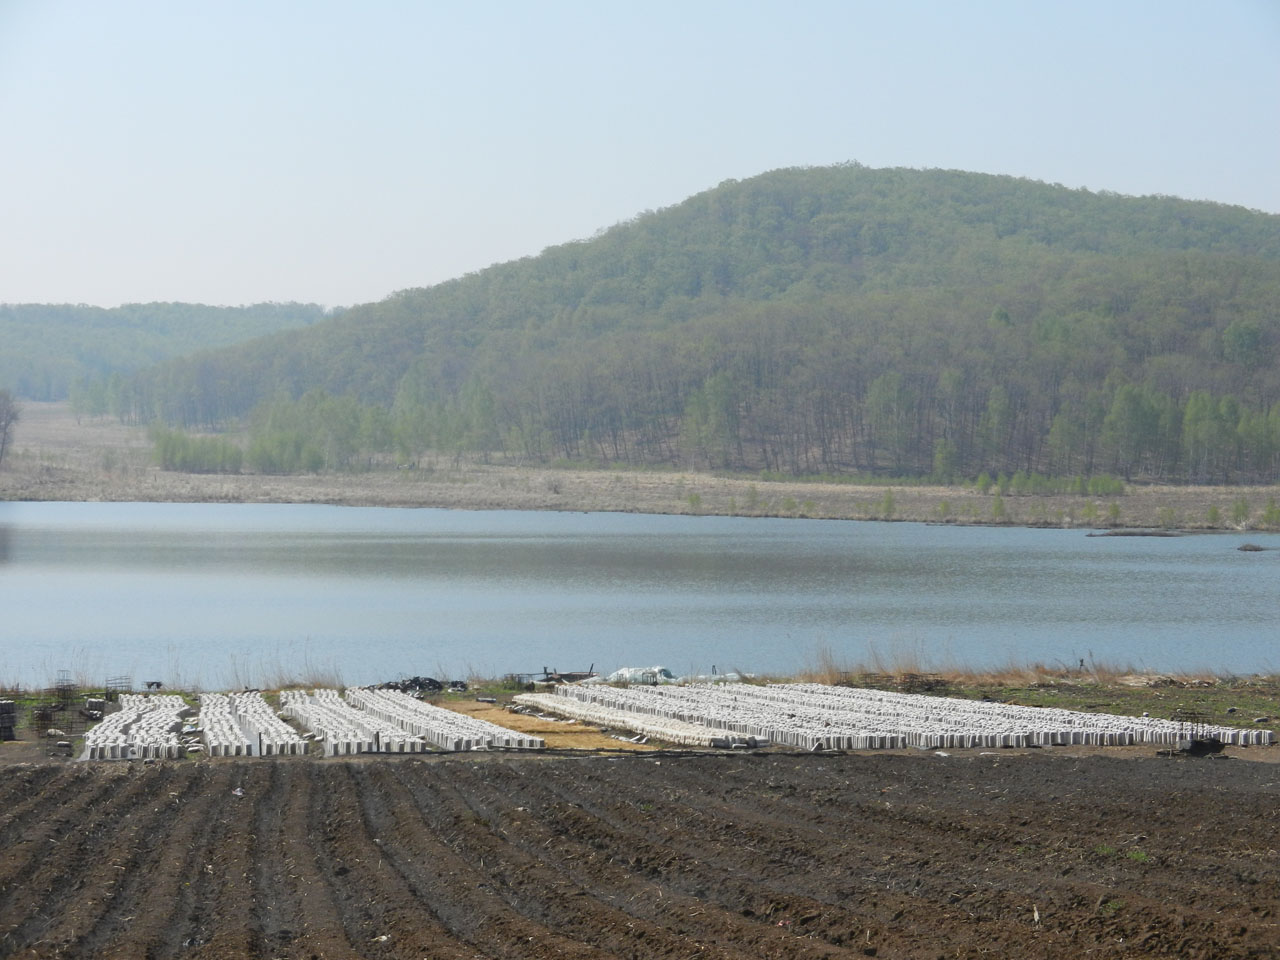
[0,389,19,470]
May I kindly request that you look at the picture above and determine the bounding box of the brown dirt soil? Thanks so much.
[0,753,1277,960]
[5,402,1280,532]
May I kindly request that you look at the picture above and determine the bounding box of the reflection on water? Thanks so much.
[0,502,1276,687]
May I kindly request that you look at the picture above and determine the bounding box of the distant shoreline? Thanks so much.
[3,402,1280,534]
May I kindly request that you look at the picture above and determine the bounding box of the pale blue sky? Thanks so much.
[2,0,1277,307]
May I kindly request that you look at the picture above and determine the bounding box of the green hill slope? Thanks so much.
[118,165,1280,483]
[0,301,331,402]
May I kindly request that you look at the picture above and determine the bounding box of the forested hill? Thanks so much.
[0,301,331,402]
[125,165,1280,483]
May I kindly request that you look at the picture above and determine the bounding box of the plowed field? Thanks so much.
[1,753,1276,959]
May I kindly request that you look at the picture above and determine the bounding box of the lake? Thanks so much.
[0,501,1275,688]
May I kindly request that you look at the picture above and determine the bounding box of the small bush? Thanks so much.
[1087,475,1126,496]
[1232,496,1251,526]
[879,489,896,519]
[150,425,243,474]
[1262,498,1280,528]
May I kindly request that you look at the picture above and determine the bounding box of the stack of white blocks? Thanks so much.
[81,694,189,760]
[279,689,423,756]
[230,691,309,756]
[196,693,254,756]
[345,687,545,750]
[194,692,309,757]
[514,691,718,746]
[522,682,1274,751]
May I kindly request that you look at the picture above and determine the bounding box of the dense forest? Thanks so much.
[0,301,331,402]
[101,165,1280,483]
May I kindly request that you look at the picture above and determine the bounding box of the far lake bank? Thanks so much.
[3,401,1280,533]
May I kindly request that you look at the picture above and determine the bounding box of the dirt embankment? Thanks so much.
[0,753,1276,960]
[4,402,1280,531]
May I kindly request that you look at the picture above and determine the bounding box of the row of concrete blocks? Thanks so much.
[323,735,426,756]
[684,715,1142,750]
[200,738,310,757]
[544,683,1251,752]
[81,695,191,760]
[762,683,1276,746]
[260,739,309,756]
[537,689,1026,751]
[550,686,757,742]
[599,691,967,752]
[233,691,309,757]
[85,743,184,760]
[303,689,418,750]
[348,686,527,747]
[513,693,717,747]
[281,689,424,755]
[572,682,1275,750]
[196,692,311,758]
[528,689,720,746]
[345,687,545,750]
[198,693,254,755]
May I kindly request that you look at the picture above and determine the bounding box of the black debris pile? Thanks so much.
[378,676,444,696]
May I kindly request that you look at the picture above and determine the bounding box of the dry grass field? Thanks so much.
[4,402,1279,531]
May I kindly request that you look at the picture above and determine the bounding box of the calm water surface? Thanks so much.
[0,501,1276,687]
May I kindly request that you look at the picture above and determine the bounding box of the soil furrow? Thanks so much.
[302,761,492,959]
[0,767,95,845]
[508,759,900,932]
[437,760,869,958]
[492,756,1278,958]
[0,766,125,881]
[65,765,235,959]
[145,764,265,960]
[0,764,181,953]
[238,759,300,954]
[260,762,361,959]
[291,762,380,958]
[342,763,499,960]
[0,752,1277,959]
[369,761,619,959]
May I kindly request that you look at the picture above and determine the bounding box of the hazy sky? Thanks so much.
[2,0,1277,308]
